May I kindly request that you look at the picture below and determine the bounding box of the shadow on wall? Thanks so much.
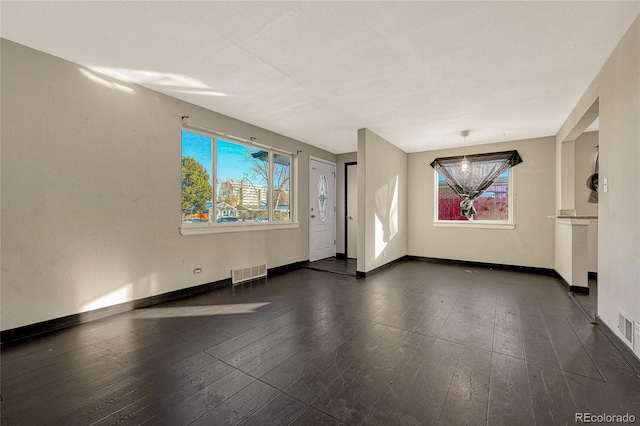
[374,175,399,259]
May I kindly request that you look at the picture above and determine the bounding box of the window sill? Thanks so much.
[433,221,515,230]
[180,222,299,235]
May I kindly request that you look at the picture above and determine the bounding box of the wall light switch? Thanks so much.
[603,178,608,193]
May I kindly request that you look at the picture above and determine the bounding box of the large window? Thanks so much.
[181,127,292,229]
[435,170,512,223]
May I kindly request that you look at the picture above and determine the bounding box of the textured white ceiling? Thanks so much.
[1,1,637,153]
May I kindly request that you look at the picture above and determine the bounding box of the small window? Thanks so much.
[436,170,511,222]
[181,127,294,230]
[273,153,291,221]
[181,132,213,224]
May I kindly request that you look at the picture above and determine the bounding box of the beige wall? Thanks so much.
[408,136,556,268]
[357,129,407,273]
[556,16,639,348]
[0,40,335,330]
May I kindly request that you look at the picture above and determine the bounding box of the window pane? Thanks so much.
[216,139,268,223]
[436,171,509,221]
[473,171,509,220]
[182,130,213,224]
[437,174,467,221]
[273,154,291,221]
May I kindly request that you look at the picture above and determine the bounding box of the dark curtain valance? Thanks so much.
[430,150,523,219]
[429,150,522,169]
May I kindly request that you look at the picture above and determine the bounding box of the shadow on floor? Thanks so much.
[302,257,357,276]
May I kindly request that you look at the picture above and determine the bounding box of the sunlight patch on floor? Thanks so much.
[132,302,271,318]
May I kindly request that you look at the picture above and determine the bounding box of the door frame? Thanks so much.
[344,161,357,259]
[309,156,337,262]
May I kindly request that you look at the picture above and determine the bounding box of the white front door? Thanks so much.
[309,157,336,262]
[346,163,358,258]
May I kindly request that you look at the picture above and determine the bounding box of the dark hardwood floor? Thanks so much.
[574,275,598,320]
[2,260,640,425]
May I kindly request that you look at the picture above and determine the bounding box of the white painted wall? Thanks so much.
[336,152,357,255]
[556,16,639,348]
[587,221,598,274]
[357,129,407,273]
[560,141,576,210]
[408,136,556,268]
[555,219,590,287]
[0,40,336,331]
[555,222,574,284]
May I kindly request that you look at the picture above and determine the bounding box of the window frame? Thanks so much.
[180,124,298,235]
[433,168,515,230]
